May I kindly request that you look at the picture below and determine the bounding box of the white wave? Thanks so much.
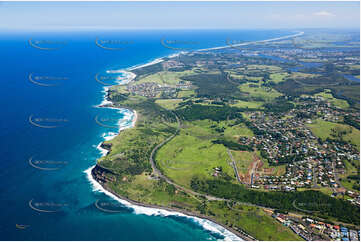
[128,57,164,71]
[102,132,118,141]
[87,102,240,240]
[95,87,112,107]
[167,51,188,59]
[96,142,108,156]
[105,70,136,84]
[84,166,242,241]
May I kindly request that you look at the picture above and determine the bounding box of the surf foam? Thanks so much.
[84,166,241,241]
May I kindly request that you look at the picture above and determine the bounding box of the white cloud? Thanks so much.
[313,11,335,17]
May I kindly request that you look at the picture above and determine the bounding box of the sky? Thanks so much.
[0,1,359,30]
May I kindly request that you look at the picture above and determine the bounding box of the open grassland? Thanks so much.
[208,202,302,241]
[232,151,254,175]
[314,90,350,109]
[230,100,264,109]
[227,71,263,82]
[98,97,179,175]
[269,73,288,84]
[156,120,235,188]
[340,159,360,193]
[96,45,361,239]
[223,122,254,140]
[246,64,283,73]
[155,99,183,110]
[108,173,201,208]
[177,90,196,98]
[135,70,195,85]
[107,174,301,241]
[331,85,360,109]
[261,161,286,177]
[289,72,320,79]
[307,119,360,151]
[238,82,282,102]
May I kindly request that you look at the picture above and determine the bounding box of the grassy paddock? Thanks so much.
[308,119,360,151]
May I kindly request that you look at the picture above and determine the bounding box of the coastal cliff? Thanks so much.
[91,163,254,241]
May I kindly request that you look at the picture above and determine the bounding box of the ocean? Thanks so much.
[0,29,294,240]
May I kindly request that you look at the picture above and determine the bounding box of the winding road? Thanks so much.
[149,112,224,201]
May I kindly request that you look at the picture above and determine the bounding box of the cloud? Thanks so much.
[313,11,335,17]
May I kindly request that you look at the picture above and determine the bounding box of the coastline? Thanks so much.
[88,70,245,240]
[124,31,304,73]
[85,165,249,241]
[87,31,304,241]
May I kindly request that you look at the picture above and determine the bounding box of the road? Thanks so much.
[147,111,348,240]
[149,112,224,201]
[227,149,242,183]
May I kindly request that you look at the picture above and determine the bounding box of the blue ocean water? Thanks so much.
[0,29,293,240]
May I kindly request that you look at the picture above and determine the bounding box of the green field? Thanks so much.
[269,73,288,84]
[155,98,183,110]
[340,159,360,193]
[307,119,360,151]
[107,173,301,241]
[208,202,302,241]
[95,39,360,239]
[238,82,281,102]
[315,90,350,109]
[177,90,196,98]
[230,100,264,109]
[232,150,254,175]
[156,120,235,188]
[224,122,254,141]
[136,70,195,85]
[246,64,283,73]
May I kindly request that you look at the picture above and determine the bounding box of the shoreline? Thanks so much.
[87,30,304,241]
[86,165,249,241]
[88,71,245,240]
[124,31,304,72]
